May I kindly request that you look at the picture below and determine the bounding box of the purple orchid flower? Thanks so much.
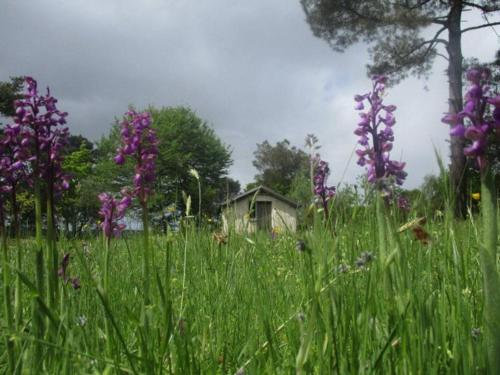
[58,253,71,282]
[312,156,336,219]
[0,124,29,196]
[442,67,500,170]
[114,109,159,203]
[70,277,81,290]
[9,77,71,193]
[98,190,132,239]
[397,195,411,212]
[354,75,407,189]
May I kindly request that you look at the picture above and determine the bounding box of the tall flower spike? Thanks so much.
[115,110,159,203]
[98,190,132,239]
[442,67,500,170]
[0,123,29,194]
[9,77,71,193]
[313,156,336,218]
[354,75,407,189]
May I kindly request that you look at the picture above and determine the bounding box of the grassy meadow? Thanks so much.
[0,201,493,374]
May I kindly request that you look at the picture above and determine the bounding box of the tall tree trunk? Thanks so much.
[447,1,466,218]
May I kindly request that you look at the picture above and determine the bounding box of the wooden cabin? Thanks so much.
[221,185,298,233]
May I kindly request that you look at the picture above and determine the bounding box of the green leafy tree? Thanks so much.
[252,139,309,196]
[420,172,449,214]
[331,183,363,223]
[60,135,98,236]
[0,76,23,120]
[289,169,314,227]
[216,177,241,203]
[289,170,313,207]
[301,0,500,217]
[95,106,234,226]
[150,106,233,218]
[93,125,133,194]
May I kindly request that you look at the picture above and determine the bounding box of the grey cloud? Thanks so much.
[1,0,498,188]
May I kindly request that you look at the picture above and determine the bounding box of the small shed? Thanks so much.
[221,185,298,233]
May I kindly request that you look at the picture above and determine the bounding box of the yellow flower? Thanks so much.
[472,192,481,201]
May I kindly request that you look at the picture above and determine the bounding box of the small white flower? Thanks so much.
[77,315,87,327]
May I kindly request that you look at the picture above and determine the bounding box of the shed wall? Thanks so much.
[222,193,297,233]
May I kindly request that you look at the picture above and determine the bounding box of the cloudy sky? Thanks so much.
[1,1,499,189]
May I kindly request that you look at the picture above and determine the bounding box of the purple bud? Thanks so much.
[466,69,481,84]
[114,153,125,165]
[450,124,466,137]
[441,113,459,125]
[487,96,500,107]
[71,277,81,290]
[11,161,23,170]
[464,141,482,156]
[62,179,70,190]
[464,126,485,141]
[355,101,364,110]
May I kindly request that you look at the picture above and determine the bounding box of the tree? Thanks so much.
[252,139,309,196]
[216,177,241,203]
[150,106,233,218]
[95,106,234,224]
[0,76,23,119]
[66,134,93,153]
[60,135,98,236]
[420,172,449,214]
[301,0,500,217]
[289,169,314,227]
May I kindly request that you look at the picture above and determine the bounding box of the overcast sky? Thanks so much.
[1,1,499,189]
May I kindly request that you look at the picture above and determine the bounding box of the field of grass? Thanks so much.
[0,200,494,374]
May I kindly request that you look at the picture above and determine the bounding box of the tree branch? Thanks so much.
[423,25,448,49]
[343,4,383,23]
[462,21,500,33]
[436,52,449,61]
[389,26,447,68]
[462,1,500,13]
[431,17,448,26]
[399,0,433,11]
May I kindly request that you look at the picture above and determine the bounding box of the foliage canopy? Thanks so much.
[252,139,309,196]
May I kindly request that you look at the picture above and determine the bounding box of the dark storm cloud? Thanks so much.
[1,0,498,188]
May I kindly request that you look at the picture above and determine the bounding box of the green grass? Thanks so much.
[0,205,494,374]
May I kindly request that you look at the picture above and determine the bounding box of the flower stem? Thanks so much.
[34,179,43,249]
[46,184,58,313]
[197,178,202,225]
[376,192,387,262]
[31,179,44,372]
[142,200,151,305]
[103,236,113,357]
[12,188,23,330]
[1,206,16,373]
[479,168,500,374]
[376,191,393,296]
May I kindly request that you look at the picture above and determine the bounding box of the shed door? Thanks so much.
[256,201,272,231]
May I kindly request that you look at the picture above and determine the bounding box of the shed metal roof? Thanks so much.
[222,185,299,208]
